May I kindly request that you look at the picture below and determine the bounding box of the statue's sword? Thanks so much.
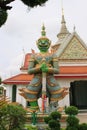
[42,72,46,113]
[41,58,48,113]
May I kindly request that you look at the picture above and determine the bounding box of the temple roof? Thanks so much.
[56,31,87,59]
[2,74,33,85]
[20,53,31,70]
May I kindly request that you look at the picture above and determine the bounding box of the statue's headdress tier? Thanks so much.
[36,24,51,46]
[41,24,46,36]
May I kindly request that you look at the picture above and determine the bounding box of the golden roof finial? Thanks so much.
[73,25,76,32]
[62,8,64,16]
[61,0,64,16]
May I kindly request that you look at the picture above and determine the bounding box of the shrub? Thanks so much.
[78,123,87,130]
[27,125,38,130]
[65,106,79,130]
[44,111,61,130]
[66,126,78,130]
[48,119,60,130]
[50,111,61,120]
[65,106,78,116]
[0,104,26,130]
[44,116,52,124]
[66,116,79,126]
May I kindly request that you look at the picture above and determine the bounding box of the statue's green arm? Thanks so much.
[47,57,59,74]
[28,56,41,74]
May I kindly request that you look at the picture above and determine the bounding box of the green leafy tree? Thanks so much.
[0,0,14,27]
[20,0,48,7]
[0,104,26,130]
[0,0,49,27]
[0,9,7,27]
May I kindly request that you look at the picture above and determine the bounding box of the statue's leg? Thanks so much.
[23,75,42,111]
[47,75,64,101]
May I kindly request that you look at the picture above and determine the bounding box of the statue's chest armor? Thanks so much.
[35,54,53,63]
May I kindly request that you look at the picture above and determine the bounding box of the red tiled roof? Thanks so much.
[20,53,31,70]
[60,66,87,74]
[2,74,33,85]
[55,74,87,78]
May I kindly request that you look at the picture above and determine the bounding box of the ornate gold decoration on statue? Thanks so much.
[22,88,38,94]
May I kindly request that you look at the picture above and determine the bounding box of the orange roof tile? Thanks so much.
[20,53,31,70]
[60,66,87,74]
[3,74,33,85]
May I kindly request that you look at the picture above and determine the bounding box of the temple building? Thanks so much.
[2,12,87,109]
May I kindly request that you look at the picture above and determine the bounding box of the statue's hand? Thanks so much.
[40,63,48,73]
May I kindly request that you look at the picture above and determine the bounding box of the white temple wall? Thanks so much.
[5,84,12,102]
[57,77,87,107]
[16,85,26,107]
[5,84,26,107]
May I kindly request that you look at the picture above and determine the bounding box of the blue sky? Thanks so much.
[0,0,87,79]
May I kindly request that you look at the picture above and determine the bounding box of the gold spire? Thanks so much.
[62,7,64,16]
[57,6,70,40]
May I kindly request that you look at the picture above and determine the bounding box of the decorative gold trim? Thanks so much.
[47,78,56,87]
[26,98,37,102]
[50,97,64,101]
[53,58,58,61]
[29,58,35,62]
[19,92,27,99]
[19,88,23,92]
[48,68,54,73]
[50,88,64,94]
[22,88,38,94]
[29,106,39,109]
[50,92,68,101]
[26,107,39,112]
[30,79,41,87]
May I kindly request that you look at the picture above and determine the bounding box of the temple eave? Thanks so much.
[55,74,87,78]
[2,81,30,85]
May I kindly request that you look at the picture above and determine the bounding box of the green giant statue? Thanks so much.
[19,25,68,111]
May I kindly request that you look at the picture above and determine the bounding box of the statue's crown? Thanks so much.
[36,24,51,46]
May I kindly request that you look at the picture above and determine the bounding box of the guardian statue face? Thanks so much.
[37,38,51,52]
[36,24,51,53]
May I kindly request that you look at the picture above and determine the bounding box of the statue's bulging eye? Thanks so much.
[45,41,48,45]
[38,41,42,45]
